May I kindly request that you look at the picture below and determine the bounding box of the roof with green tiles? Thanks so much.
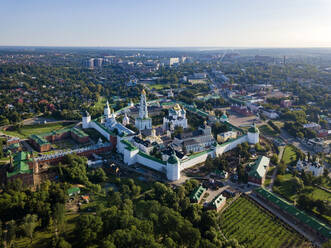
[29,134,50,146]
[71,127,89,138]
[248,156,269,179]
[190,185,206,203]
[121,139,138,151]
[67,187,80,196]
[255,187,331,239]
[7,151,33,178]
[29,127,89,145]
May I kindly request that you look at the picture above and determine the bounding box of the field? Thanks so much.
[1,122,76,139]
[281,145,297,166]
[220,197,309,248]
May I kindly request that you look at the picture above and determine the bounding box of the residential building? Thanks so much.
[248,156,270,186]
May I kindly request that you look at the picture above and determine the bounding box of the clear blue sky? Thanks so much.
[1,0,331,47]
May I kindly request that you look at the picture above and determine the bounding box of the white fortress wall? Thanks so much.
[180,149,215,170]
[90,121,111,141]
[136,154,166,173]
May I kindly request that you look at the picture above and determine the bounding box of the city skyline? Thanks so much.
[1,0,331,48]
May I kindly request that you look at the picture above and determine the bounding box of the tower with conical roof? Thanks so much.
[166,151,180,181]
[135,89,152,130]
[247,122,259,144]
[82,111,91,129]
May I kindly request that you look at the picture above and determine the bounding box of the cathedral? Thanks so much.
[135,89,152,130]
[163,104,188,131]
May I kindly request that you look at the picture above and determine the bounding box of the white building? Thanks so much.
[122,112,130,126]
[163,104,188,131]
[169,57,179,66]
[135,89,152,130]
[296,158,324,177]
[262,109,279,119]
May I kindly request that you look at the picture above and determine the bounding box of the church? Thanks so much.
[163,104,188,131]
[135,89,152,130]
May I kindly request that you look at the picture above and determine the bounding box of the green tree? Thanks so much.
[75,215,103,247]
[53,203,65,236]
[6,220,16,248]
[21,214,39,245]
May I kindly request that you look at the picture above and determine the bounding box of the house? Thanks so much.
[208,193,226,212]
[190,185,206,203]
[296,158,324,177]
[303,123,321,131]
[7,151,34,185]
[262,109,279,119]
[248,156,270,186]
[281,99,292,108]
[67,187,80,196]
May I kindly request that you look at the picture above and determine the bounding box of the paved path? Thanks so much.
[267,146,284,190]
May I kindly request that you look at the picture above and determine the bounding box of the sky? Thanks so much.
[1,0,331,48]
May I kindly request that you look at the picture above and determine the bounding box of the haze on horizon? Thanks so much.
[1,0,331,48]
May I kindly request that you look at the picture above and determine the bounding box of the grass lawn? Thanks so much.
[273,173,297,202]
[92,96,106,111]
[220,196,309,248]
[1,122,75,139]
[259,124,277,136]
[281,145,297,166]
[147,83,170,90]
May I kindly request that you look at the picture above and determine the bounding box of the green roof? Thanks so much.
[190,185,206,203]
[29,127,89,145]
[168,152,179,164]
[255,187,331,240]
[30,134,50,146]
[7,151,33,178]
[248,123,259,133]
[248,156,269,179]
[121,139,138,151]
[71,127,89,138]
[67,187,80,195]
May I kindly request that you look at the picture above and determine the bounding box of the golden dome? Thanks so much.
[141,89,146,95]
[173,104,181,111]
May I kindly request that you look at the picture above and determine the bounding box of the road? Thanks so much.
[279,129,313,154]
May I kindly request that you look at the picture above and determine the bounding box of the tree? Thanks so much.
[51,236,72,248]
[291,177,304,193]
[6,220,16,248]
[53,203,65,236]
[21,214,39,245]
[75,215,103,247]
